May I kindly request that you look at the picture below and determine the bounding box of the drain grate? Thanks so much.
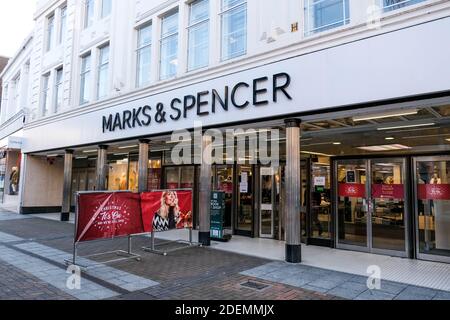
[240,280,270,291]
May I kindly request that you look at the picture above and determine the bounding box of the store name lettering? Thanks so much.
[102,73,292,133]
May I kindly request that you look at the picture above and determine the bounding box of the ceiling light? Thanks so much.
[47,154,59,157]
[76,156,88,159]
[333,142,342,145]
[403,133,450,139]
[353,109,418,122]
[301,151,335,157]
[118,145,138,149]
[83,149,98,153]
[357,144,411,151]
[114,153,129,156]
[166,139,192,144]
[385,137,395,140]
[377,123,435,131]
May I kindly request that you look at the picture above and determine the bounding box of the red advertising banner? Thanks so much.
[141,190,193,233]
[372,184,404,199]
[76,192,144,243]
[338,183,366,198]
[418,184,450,200]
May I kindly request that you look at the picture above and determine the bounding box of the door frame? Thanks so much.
[259,166,276,238]
[333,157,410,258]
[413,155,450,264]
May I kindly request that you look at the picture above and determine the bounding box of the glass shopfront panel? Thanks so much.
[215,165,233,229]
[415,157,450,262]
[148,158,162,190]
[236,165,253,234]
[107,153,138,191]
[310,161,331,240]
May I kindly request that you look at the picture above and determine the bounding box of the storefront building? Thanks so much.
[6,0,450,263]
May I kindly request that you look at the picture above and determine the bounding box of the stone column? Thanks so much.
[198,134,212,246]
[138,139,150,192]
[284,119,302,263]
[61,149,74,222]
[96,145,108,191]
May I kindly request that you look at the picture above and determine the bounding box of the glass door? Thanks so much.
[370,159,407,256]
[260,167,275,238]
[236,165,254,236]
[336,159,368,249]
[414,156,450,263]
[215,165,233,230]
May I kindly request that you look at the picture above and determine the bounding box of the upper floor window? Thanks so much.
[220,0,247,61]
[80,53,91,104]
[41,74,51,116]
[160,10,179,80]
[47,14,55,51]
[101,0,112,18]
[187,0,210,71]
[304,0,350,36]
[84,0,95,29]
[54,68,63,112]
[97,45,110,99]
[59,6,67,44]
[12,74,20,110]
[382,0,426,12]
[136,23,152,87]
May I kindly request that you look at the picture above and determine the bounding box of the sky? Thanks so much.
[0,0,36,57]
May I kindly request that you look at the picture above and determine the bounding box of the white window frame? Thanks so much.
[54,67,63,112]
[219,0,247,62]
[46,14,55,52]
[136,23,152,88]
[41,73,51,116]
[159,9,179,81]
[80,53,92,105]
[187,0,210,71]
[97,44,110,100]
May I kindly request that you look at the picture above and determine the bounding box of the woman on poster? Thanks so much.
[152,191,192,231]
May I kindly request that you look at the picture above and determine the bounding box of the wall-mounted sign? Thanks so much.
[346,171,356,183]
[314,176,326,187]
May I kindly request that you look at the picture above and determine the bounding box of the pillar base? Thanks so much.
[285,244,301,263]
[60,212,70,222]
[199,231,211,246]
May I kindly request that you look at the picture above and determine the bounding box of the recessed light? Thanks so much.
[353,109,418,122]
[118,145,138,149]
[385,137,395,140]
[357,144,411,151]
[83,149,98,153]
[333,142,342,145]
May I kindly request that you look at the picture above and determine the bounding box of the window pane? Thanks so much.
[161,11,178,37]
[59,7,67,44]
[137,46,151,87]
[85,0,94,28]
[383,0,425,12]
[98,46,109,99]
[102,0,112,18]
[55,69,63,110]
[222,0,245,10]
[221,4,246,60]
[305,0,349,35]
[42,75,50,116]
[160,35,178,79]
[189,0,209,25]
[188,22,209,70]
[80,54,91,104]
[138,24,152,48]
[47,15,54,51]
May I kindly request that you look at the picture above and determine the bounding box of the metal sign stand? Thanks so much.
[64,192,142,269]
[142,228,202,256]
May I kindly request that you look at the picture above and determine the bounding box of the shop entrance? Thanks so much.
[259,167,281,238]
[335,158,409,257]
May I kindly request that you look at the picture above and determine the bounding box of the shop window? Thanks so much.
[187,0,209,71]
[220,0,247,61]
[148,158,162,190]
[304,0,350,36]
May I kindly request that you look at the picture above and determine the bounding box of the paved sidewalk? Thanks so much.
[241,261,450,300]
[0,212,337,300]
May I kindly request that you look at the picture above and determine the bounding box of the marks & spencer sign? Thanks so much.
[102,73,292,133]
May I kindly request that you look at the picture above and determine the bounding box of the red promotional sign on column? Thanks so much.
[418,184,450,200]
[76,192,144,243]
[141,190,193,233]
[372,184,404,199]
[338,183,366,198]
